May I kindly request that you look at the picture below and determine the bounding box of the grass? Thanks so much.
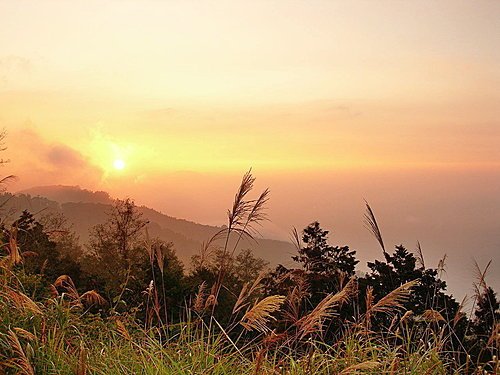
[2,268,490,375]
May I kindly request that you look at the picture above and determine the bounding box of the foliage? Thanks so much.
[292,221,358,278]
[362,245,460,319]
[188,247,269,323]
[265,221,359,340]
[469,286,500,368]
[1,211,82,295]
[84,198,149,296]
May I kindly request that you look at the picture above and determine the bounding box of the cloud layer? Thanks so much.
[5,128,103,190]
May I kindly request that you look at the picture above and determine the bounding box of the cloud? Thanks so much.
[45,144,88,169]
[5,128,104,191]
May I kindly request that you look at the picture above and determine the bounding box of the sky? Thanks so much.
[0,0,499,298]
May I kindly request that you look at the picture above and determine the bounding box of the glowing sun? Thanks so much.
[113,159,126,170]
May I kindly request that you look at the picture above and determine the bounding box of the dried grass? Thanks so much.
[204,294,217,310]
[283,275,310,325]
[369,280,418,316]
[296,276,357,339]
[422,309,445,323]
[54,274,80,301]
[2,289,43,315]
[340,360,381,374]
[363,201,386,256]
[233,271,266,315]
[473,259,491,299]
[487,323,499,347]
[115,319,131,340]
[240,295,286,333]
[80,290,106,307]
[453,295,467,327]
[415,241,425,269]
[12,327,36,342]
[7,226,22,265]
[76,342,87,375]
[3,329,35,375]
[193,281,207,312]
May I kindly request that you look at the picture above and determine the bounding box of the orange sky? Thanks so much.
[0,1,499,296]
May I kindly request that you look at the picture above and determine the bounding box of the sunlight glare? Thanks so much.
[113,159,126,170]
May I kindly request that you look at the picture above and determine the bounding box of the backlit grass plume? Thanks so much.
[240,295,286,333]
[1,288,42,315]
[363,201,386,257]
[3,329,35,375]
[369,280,418,316]
[296,276,358,339]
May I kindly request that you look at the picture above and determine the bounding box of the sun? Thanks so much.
[113,159,126,170]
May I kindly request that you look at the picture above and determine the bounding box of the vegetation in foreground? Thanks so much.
[0,169,498,374]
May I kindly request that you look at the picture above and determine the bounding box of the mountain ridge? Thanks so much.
[6,185,295,267]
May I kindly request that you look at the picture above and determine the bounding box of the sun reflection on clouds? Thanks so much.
[86,127,136,177]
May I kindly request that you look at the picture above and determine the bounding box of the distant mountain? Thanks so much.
[19,185,113,205]
[3,186,295,267]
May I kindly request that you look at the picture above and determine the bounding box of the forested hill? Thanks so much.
[2,186,295,267]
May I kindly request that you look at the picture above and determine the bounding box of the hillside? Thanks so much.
[3,186,295,267]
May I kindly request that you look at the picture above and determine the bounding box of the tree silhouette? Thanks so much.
[266,221,359,337]
[474,287,500,336]
[85,198,148,297]
[292,221,358,278]
[362,245,460,331]
[469,286,500,368]
[1,210,82,298]
[189,248,268,322]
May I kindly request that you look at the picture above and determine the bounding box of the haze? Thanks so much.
[1,1,499,298]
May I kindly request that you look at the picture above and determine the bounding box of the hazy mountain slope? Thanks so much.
[0,193,60,219]
[19,185,113,205]
[3,187,295,267]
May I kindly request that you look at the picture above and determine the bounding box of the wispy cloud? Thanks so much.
[5,128,103,191]
[45,144,87,169]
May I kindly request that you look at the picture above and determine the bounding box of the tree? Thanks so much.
[40,212,84,264]
[277,221,358,301]
[139,237,185,324]
[188,248,268,322]
[474,286,500,337]
[234,248,269,284]
[191,247,267,286]
[469,286,500,368]
[84,199,188,321]
[1,210,82,298]
[85,199,148,297]
[292,222,358,279]
[265,222,359,339]
[363,245,458,319]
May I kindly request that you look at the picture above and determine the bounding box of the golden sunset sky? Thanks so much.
[1,1,499,295]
